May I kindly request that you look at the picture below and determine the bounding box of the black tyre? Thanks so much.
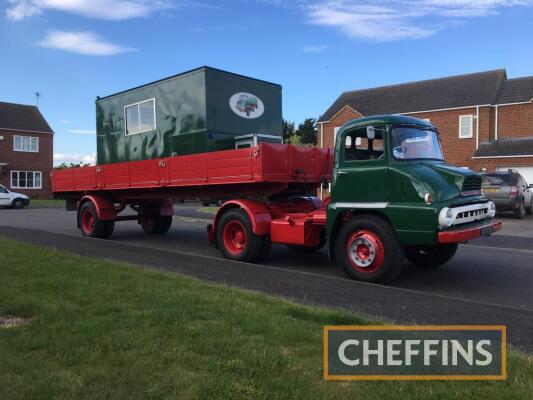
[514,199,525,219]
[336,215,404,283]
[202,201,211,207]
[405,243,458,268]
[258,236,272,261]
[526,199,533,216]
[216,209,264,262]
[12,198,25,209]
[79,202,114,239]
[141,214,172,234]
[102,221,115,239]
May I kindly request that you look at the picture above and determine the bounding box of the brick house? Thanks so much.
[0,102,54,198]
[318,69,533,187]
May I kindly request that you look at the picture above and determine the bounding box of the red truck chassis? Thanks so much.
[52,143,333,258]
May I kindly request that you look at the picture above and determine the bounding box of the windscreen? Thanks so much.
[391,127,444,161]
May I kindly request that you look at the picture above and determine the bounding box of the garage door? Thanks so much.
[496,166,533,185]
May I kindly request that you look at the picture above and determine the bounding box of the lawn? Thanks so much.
[0,237,531,399]
[28,198,64,208]
[197,206,219,215]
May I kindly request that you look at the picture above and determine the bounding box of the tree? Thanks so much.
[296,118,317,146]
[54,162,91,169]
[282,119,296,144]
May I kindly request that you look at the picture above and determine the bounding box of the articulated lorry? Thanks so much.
[52,67,501,283]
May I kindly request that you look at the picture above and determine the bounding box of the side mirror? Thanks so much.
[529,184,533,189]
[366,126,375,140]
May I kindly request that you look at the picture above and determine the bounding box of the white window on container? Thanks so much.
[14,135,39,152]
[11,171,42,189]
[125,99,156,135]
[459,115,473,139]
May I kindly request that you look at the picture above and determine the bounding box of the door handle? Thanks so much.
[337,171,348,175]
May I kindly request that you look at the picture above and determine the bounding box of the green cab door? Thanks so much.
[331,124,389,206]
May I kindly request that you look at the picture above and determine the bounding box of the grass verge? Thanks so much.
[28,199,64,208]
[0,237,531,399]
[197,206,219,215]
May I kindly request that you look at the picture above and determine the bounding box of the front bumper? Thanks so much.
[438,219,502,244]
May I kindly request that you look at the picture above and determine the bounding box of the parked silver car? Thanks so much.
[481,170,533,219]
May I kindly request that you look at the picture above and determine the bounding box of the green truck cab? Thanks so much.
[326,115,501,282]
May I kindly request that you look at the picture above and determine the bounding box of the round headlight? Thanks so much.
[488,201,496,218]
[439,207,454,227]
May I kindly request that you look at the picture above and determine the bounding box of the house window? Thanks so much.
[14,135,39,152]
[459,115,473,139]
[11,171,42,189]
[124,99,156,135]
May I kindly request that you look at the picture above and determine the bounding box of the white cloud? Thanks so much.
[58,119,72,124]
[37,30,136,55]
[54,152,96,165]
[6,0,173,21]
[305,0,533,41]
[303,44,326,53]
[68,129,96,135]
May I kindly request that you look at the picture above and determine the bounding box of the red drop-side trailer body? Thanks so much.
[52,143,334,256]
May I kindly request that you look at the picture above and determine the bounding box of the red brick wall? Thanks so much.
[320,106,363,149]
[496,103,533,138]
[471,157,533,173]
[0,129,53,198]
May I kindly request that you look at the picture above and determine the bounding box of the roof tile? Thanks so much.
[319,70,507,122]
[0,101,53,133]
[474,137,533,157]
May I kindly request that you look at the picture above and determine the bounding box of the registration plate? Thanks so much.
[483,188,499,193]
[480,226,492,237]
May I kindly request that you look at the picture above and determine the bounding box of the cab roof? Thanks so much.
[341,114,434,130]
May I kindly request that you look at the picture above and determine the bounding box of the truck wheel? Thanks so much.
[405,244,458,268]
[336,216,404,283]
[79,202,115,239]
[140,214,172,234]
[217,209,264,262]
[12,198,25,209]
[514,199,525,219]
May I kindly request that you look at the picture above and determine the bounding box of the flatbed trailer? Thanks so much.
[53,115,502,284]
[52,142,334,256]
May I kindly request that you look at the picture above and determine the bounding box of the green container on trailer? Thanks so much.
[95,66,282,164]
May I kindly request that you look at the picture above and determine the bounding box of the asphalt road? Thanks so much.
[1,206,533,351]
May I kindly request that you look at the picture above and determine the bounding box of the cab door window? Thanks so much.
[342,127,384,162]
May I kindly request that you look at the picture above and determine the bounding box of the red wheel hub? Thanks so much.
[346,230,385,273]
[81,209,95,235]
[222,220,247,255]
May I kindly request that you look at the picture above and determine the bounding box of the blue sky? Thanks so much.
[1,0,533,164]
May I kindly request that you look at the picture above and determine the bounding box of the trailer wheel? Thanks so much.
[405,243,458,268]
[258,236,272,261]
[79,202,115,239]
[217,209,264,262]
[336,215,404,283]
[140,214,172,234]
